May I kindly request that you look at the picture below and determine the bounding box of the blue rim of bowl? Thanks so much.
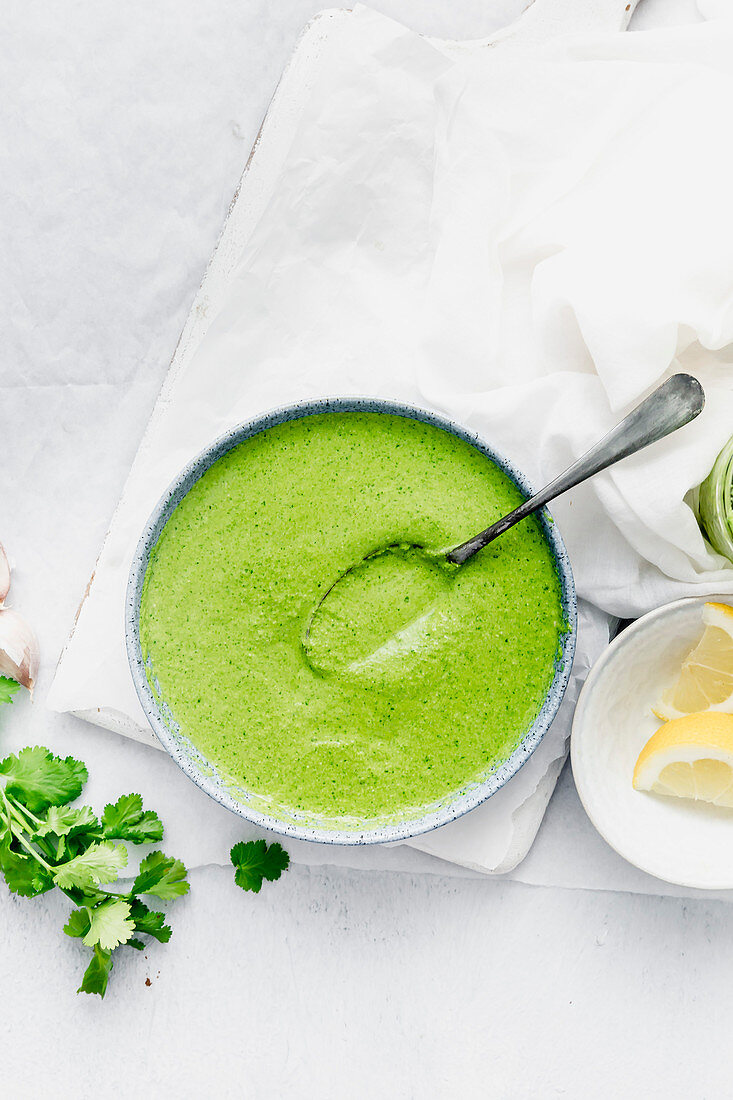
[125,397,577,845]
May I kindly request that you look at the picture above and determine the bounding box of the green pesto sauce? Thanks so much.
[140,412,565,823]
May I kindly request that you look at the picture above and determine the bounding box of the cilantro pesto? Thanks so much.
[139,412,565,823]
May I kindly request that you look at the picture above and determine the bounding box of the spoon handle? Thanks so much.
[447,373,705,565]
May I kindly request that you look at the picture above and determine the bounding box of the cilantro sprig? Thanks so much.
[0,666,290,997]
[0,746,189,997]
[230,838,289,893]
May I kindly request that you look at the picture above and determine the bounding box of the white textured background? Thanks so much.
[1,1,724,1096]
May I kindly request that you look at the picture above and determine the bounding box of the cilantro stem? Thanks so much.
[2,792,35,835]
[17,828,53,868]
[3,790,42,829]
[14,830,54,870]
[4,793,57,860]
[0,791,12,837]
[0,790,54,872]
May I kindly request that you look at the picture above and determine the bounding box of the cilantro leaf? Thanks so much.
[82,898,136,951]
[0,747,87,812]
[230,839,289,893]
[78,945,113,998]
[131,851,189,900]
[0,838,54,897]
[36,804,98,839]
[101,793,164,844]
[5,859,53,897]
[127,937,145,951]
[129,898,172,944]
[0,677,20,705]
[53,841,128,890]
[64,908,92,939]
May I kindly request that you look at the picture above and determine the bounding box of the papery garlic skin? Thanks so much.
[0,608,39,695]
[0,543,9,606]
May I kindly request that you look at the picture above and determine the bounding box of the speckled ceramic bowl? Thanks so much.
[126,398,577,844]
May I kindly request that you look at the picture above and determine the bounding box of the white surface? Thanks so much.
[10,861,733,1098]
[4,0,733,1096]
[573,596,733,888]
[47,0,733,887]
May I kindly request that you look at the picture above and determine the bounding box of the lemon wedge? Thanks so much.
[633,712,733,807]
[653,602,733,721]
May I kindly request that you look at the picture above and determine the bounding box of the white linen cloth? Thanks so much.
[48,1,733,880]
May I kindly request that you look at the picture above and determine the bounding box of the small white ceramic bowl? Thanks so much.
[572,595,733,890]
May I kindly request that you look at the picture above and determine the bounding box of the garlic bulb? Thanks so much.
[0,608,39,695]
[0,543,9,606]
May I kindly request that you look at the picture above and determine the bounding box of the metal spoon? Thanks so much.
[304,373,704,668]
[447,372,705,565]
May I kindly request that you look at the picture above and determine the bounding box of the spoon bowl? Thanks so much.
[302,543,456,675]
[301,376,703,684]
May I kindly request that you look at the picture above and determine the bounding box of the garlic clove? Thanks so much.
[0,608,39,696]
[0,543,9,606]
